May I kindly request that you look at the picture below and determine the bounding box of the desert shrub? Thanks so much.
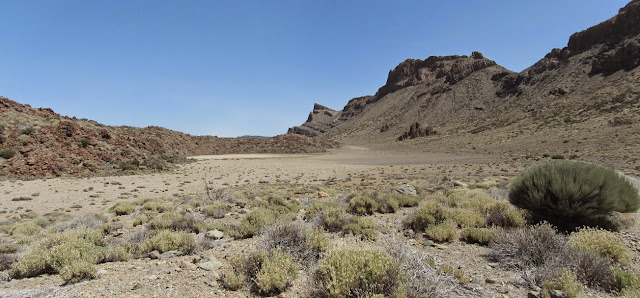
[137,230,195,254]
[79,138,90,148]
[0,241,18,270]
[509,161,640,229]
[446,189,494,213]
[255,249,300,295]
[201,201,230,219]
[256,221,326,265]
[227,249,300,295]
[0,148,16,159]
[9,229,123,283]
[569,227,629,265]
[489,223,568,269]
[384,238,458,297]
[304,201,341,220]
[424,220,457,243]
[392,193,421,207]
[142,156,169,170]
[460,227,495,245]
[54,213,109,232]
[314,249,404,297]
[571,250,614,289]
[402,201,446,232]
[315,207,350,232]
[486,202,527,228]
[109,201,135,216]
[613,269,640,293]
[447,208,486,227]
[256,195,301,215]
[133,215,149,227]
[231,208,277,239]
[142,201,172,213]
[221,269,246,290]
[343,217,379,240]
[437,265,470,285]
[20,126,34,135]
[542,269,582,298]
[59,261,96,284]
[147,212,203,233]
[11,222,42,237]
[348,194,378,215]
[373,193,399,213]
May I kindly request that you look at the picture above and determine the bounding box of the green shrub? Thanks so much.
[390,193,421,207]
[304,201,341,220]
[542,269,582,298]
[201,201,230,219]
[613,269,640,293]
[142,201,172,213]
[221,269,246,290]
[0,148,16,159]
[147,212,203,233]
[137,230,195,254]
[343,217,379,240]
[316,207,350,233]
[256,195,301,215]
[447,208,486,228]
[109,201,135,216]
[509,161,640,229]
[460,227,495,245]
[486,202,527,228]
[231,208,277,239]
[569,227,629,265]
[227,249,300,295]
[315,249,404,297]
[348,194,378,215]
[256,221,327,265]
[402,201,447,232]
[424,220,457,243]
[59,261,96,284]
[373,193,399,213]
[10,248,52,278]
[79,138,90,148]
[255,249,300,295]
[446,189,494,213]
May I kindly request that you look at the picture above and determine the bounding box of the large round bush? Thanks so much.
[509,161,639,220]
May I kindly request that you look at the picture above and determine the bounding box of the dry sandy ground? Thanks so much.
[0,147,523,220]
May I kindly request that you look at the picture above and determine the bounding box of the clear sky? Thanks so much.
[0,0,630,137]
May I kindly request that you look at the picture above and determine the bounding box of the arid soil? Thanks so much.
[1,147,639,298]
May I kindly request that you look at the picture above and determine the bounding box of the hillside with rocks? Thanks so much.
[289,0,640,171]
[0,97,337,179]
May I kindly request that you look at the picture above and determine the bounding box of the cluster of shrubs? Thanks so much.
[402,189,526,244]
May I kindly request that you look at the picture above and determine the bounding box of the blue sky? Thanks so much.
[0,0,629,137]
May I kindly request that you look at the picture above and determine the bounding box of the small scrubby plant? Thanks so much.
[460,227,495,245]
[201,201,230,219]
[0,148,16,159]
[136,230,195,254]
[424,220,457,243]
[373,193,399,213]
[226,249,300,295]
[569,227,629,265]
[256,221,327,265]
[314,249,404,297]
[231,208,277,239]
[348,193,378,215]
[509,161,640,230]
[109,201,136,216]
[343,216,379,240]
[542,269,582,298]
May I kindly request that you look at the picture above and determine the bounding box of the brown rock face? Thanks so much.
[396,122,437,141]
[375,53,497,100]
[287,103,343,137]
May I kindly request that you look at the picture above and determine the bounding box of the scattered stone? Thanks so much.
[11,197,33,201]
[393,184,417,196]
[316,191,329,198]
[205,230,224,240]
[96,269,108,278]
[496,287,509,294]
[147,275,158,280]
[158,250,184,259]
[485,278,497,284]
[198,259,223,271]
[548,289,564,298]
[192,255,202,263]
[131,283,141,290]
[148,250,160,259]
[453,181,469,188]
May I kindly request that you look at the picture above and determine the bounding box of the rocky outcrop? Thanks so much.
[375,52,497,100]
[396,122,437,141]
[287,103,342,137]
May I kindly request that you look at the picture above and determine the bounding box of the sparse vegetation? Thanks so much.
[109,201,136,215]
[569,227,629,265]
[0,148,16,159]
[314,249,404,297]
[136,230,195,254]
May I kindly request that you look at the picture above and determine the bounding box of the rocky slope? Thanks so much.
[288,0,640,170]
[0,97,337,179]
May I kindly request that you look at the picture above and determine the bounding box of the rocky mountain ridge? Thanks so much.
[0,97,337,179]
[288,0,640,165]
